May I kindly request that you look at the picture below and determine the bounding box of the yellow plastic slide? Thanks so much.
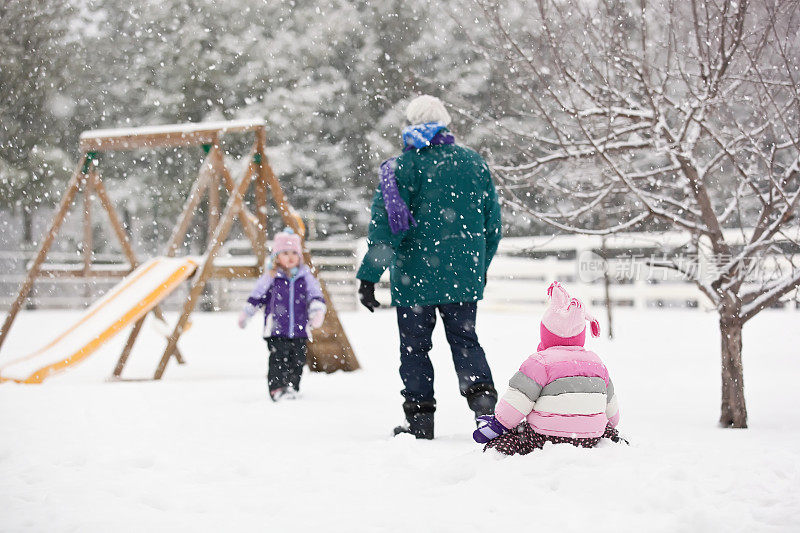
[0,256,198,384]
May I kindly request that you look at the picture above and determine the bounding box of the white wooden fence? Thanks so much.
[2,231,798,313]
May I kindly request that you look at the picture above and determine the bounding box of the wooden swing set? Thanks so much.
[0,119,359,381]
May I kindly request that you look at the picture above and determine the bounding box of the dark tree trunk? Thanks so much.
[719,301,747,428]
[601,237,614,339]
[22,206,33,244]
[122,205,133,237]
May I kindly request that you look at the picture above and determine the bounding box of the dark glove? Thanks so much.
[358,279,380,313]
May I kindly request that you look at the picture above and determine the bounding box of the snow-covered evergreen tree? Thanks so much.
[0,1,74,243]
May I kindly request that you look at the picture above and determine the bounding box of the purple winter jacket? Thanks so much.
[244,265,325,339]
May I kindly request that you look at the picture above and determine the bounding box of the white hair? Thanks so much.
[405,95,451,126]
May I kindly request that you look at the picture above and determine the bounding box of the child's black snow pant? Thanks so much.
[266,337,307,392]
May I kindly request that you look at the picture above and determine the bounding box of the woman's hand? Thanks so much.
[358,280,380,312]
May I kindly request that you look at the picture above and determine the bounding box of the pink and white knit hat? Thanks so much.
[271,228,303,256]
[539,281,600,350]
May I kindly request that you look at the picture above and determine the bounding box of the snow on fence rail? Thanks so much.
[486,230,799,312]
[0,243,362,313]
[2,231,798,313]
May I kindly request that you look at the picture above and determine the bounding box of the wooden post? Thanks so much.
[259,150,302,236]
[208,169,220,238]
[83,173,94,277]
[164,154,214,257]
[254,128,269,269]
[154,162,255,379]
[93,171,186,373]
[209,144,262,248]
[203,150,222,315]
[79,119,267,153]
[82,171,94,304]
[92,172,137,268]
[113,317,144,377]
[0,155,87,351]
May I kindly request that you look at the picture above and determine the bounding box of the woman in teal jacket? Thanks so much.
[357,95,502,439]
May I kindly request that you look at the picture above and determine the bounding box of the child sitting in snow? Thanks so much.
[238,228,326,401]
[473,281,624,455]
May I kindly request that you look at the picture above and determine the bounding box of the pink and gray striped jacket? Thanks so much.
[495,345,620,438]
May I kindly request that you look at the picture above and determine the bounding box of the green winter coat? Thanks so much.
[357,141,502,307]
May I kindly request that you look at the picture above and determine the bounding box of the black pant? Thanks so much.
[396,302,494,404]
[266,337,307,391]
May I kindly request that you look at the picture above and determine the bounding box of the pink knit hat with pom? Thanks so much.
[271,228,303,256]
[539,281,600,351]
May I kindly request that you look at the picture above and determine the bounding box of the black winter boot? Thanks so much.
[393,400,436,440]
[465,382,498,421]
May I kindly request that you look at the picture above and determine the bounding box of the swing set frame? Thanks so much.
[0,119,359,379]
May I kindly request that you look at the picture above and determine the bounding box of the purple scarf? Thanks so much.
[379,129,455,235]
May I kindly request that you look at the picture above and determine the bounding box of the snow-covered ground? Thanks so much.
[1,308,799,532]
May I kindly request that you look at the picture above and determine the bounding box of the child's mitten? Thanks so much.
[473,415,508,444]
[238,304,257,329]
[308,300,327,329]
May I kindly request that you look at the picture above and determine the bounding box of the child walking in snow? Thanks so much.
[238,229,326,401]
[473,281,624,455]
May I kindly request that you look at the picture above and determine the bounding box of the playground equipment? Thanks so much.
[0,257,198,383]
[0,119,359,383]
